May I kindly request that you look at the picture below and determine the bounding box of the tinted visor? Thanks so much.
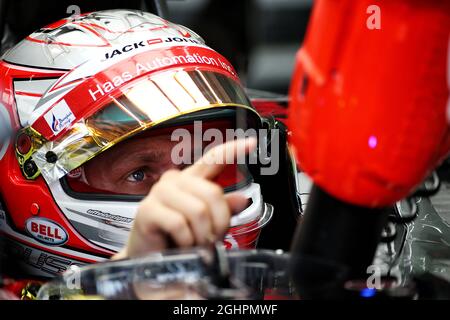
[31,69,259,183]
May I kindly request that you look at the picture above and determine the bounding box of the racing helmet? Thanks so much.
[0,10,273,278]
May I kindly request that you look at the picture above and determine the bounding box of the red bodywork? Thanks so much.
[289,0,450,207]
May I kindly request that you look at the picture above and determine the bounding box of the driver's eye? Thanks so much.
[126,169,146,182]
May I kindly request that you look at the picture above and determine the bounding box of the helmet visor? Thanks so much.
[30,68,257,183]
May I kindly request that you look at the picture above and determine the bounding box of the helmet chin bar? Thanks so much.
[52,178,272,253]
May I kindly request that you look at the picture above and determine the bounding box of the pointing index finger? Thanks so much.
[183,137,257,180]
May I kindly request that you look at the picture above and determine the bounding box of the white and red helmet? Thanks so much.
[0,10,272,278]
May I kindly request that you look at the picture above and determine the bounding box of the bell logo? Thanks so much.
[26,218,68,246]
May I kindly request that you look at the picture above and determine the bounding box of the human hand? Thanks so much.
[113,137,257,259]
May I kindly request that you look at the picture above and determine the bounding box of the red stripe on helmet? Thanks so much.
[31,46,239,140]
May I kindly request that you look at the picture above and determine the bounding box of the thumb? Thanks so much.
[225,193,249,216]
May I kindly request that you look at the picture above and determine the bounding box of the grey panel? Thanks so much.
[14,78,58,94]
[3,40,94,70]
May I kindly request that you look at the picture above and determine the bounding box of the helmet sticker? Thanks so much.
[25,217,69,246]
[43,99,75,135]
[5,239,87,276]
[89,48,235,102]
[102,37,202,61]
[67,167,83,179]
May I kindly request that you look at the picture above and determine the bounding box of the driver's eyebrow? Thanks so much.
[109,148,166,167]
[135,149,166,163]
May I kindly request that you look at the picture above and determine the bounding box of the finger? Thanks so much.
[177,175,231,238]
[183,137,257,180]
[133,201,195,253]
[152,181,214,245]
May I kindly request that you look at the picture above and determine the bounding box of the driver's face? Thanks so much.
[83,134,184,195]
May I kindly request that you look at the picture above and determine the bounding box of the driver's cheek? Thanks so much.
[119,179,155,195]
